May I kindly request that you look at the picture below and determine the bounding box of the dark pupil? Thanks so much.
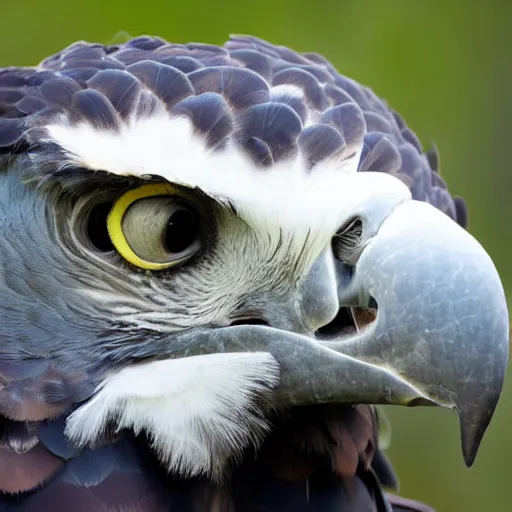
[164,208,199,253]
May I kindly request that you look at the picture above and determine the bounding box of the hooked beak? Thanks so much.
[327,199,509,466]
[165,199,509,467]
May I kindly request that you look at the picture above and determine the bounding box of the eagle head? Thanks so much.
[0,35,508,487]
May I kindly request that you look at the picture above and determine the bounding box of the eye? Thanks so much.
[333,217,363,264]
[107,183,202,270]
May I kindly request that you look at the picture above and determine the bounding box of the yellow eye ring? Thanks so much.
[107,183,179,270]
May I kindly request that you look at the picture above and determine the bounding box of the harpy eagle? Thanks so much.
[0,35,509,511]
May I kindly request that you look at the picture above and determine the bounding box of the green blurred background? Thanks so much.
[1,1,510,510]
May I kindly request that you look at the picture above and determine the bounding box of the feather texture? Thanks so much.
[0,35,465,227]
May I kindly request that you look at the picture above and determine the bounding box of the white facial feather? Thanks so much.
[66,352,280,479]
[45,114,411,271]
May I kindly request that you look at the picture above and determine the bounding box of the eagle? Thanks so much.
[0,34,509,511]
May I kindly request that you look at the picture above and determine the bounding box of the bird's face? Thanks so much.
[0,37,508,482]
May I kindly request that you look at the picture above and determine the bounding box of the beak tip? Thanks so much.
[458,399,498,468]
[463,454,476,469]
[458,330,508,467]
[460,430,479,468]
[461,439,478,468]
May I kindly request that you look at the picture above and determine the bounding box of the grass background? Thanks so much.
[1,1,510,510]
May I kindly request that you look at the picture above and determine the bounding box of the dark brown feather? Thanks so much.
[0,441,63,493]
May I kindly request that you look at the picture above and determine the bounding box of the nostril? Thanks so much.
[315,307,357,339]
[316,306,378,340]
[368,297,378,309]
[229,317,269,327]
